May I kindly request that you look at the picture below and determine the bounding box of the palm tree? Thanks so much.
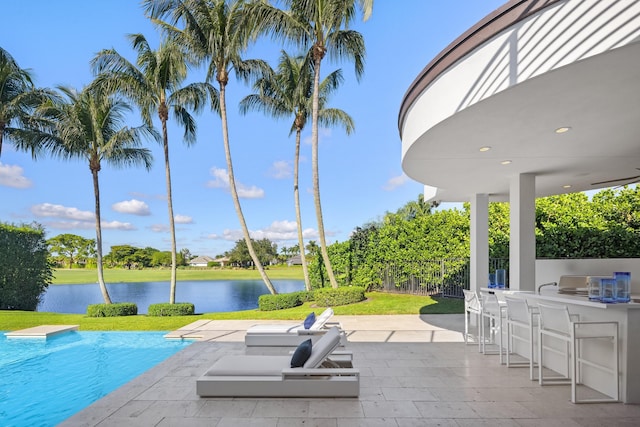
[239,50,354,291]
[0,47,55,158]
[397,193,433,220]
[37,85,155,303]
[143,0,277,294]
[90,34,216,304]
[247,0,373,288]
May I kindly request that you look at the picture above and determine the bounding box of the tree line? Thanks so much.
[46,233,314,271]
[1,0,373,305]
[308,187,640,289]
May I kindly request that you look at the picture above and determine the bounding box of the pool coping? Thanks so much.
[4,324,79,338]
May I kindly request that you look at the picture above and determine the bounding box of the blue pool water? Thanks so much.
[0,331,192,426]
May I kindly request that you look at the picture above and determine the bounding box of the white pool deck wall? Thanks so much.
[400,0,640,296]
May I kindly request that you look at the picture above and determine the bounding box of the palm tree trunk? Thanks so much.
[92,168,112,304]
[219,82,277,295]
[162,118,178,304]
[311,56,339,289]
[294,128,312,291]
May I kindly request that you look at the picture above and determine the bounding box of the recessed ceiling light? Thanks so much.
[563,184,572,188]
[555,127,571,134]
[479,146,491,152]
[500,160,512,165]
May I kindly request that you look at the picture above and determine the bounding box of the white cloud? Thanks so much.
[45,220,95,230]
[175,214,193,224]
[101,220,136,230]
[207,229,244,242]
[31,203,94,221]
[150,223,170,232]
[382,173,409,191]
[148,215,192,233]
[302,127,332,145]
[43,219,135,230]
[237,185,264,199]
[206,167,264,199]
[31,203,136,230]
[0,162,32,189]
[208,220,319,242]
[269,160,292,179]
[112,199,151,216]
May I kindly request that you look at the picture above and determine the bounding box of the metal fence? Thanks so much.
[378,258,509,298]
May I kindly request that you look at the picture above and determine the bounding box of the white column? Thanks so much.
[470,193,489,293]
[510,174,536,291]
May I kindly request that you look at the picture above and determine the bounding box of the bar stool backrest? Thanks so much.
[504,295,530,323]
[480,292,500,314]
[463,290,481,313]
[538,302,572,336]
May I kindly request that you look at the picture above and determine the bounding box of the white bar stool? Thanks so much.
[537,302,619,403]
[480,291,506,363]
[504,295,538,380]
[463,289,482,351]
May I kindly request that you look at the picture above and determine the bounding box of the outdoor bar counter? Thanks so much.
[518,289,640,404]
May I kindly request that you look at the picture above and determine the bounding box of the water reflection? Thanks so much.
[37,280,305,314]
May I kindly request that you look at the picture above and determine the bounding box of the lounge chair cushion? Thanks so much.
[304,326,341,368]
[245,323,304,334]
[290,338,313,367]
[303,312,316,329]
[205,355,290,376]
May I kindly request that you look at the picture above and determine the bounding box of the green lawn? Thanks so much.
[1,292,463,331]
[52,266,304,284]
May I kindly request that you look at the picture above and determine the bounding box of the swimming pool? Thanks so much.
[0,331,193,426]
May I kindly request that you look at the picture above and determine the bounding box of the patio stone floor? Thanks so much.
[60,314,640,426]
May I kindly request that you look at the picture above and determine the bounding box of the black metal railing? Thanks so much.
[377,258,509,298]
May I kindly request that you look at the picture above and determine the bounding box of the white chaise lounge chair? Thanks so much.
[244,307,346,347]
[196,326,359,397]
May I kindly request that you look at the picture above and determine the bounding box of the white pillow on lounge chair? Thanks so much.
[309,307,334,331]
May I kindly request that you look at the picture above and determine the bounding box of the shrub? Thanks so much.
[292,290,314,303]
[87,302,138,317]
[147,302,195,316]
[0,222,52,310]
[314,286,366,307]
[258,292,304,311]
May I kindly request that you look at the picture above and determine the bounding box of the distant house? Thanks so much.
[188,255,214,267]
[213,256,230,267]
[287,254,302,266]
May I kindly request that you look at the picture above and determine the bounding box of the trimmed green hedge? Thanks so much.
[0,223,52,310]
[86,302,138,317]
[314,286,366,307]
[147,302,195,316]
[258,291,314,311]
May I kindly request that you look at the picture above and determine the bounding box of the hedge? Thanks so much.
[0,223,52,310]
[147,302,195,316]
[258,291,314,311]
[86,302,138,317]
[314,286,366,307]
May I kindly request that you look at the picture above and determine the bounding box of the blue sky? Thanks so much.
[0,0,506,257]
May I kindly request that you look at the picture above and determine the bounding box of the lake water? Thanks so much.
[37,280,305,314]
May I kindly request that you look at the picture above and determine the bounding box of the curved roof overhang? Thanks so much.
[398,0,640,202]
